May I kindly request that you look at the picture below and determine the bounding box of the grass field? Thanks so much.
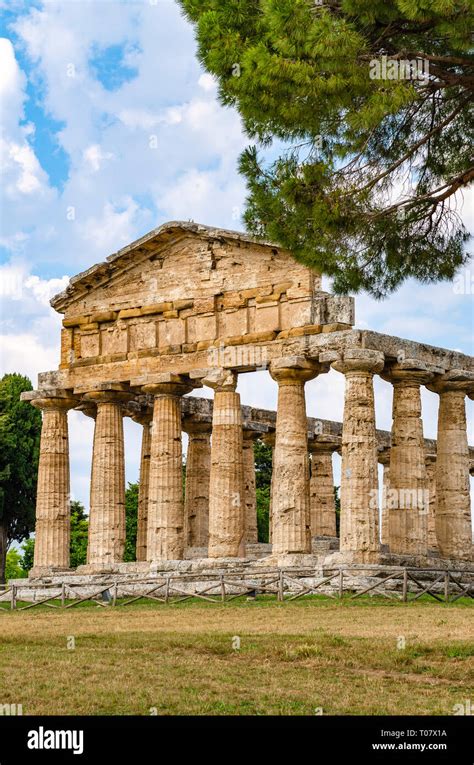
[0,596,472,716]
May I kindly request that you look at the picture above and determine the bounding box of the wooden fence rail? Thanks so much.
[0,567,472,611]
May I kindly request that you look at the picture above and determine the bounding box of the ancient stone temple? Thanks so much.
[21,222,474,577]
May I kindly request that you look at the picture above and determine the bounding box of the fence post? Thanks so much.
[112,582,118,607]
[220,574,225,602]
[402,569,408,602]
[61,582,66,608]
[277,569,284,602]
[339,569,344,599]
[10,584,16,611]
[444,571,450,603]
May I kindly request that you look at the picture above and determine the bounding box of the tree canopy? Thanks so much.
[179,0,473,296]
[0,374,41,581]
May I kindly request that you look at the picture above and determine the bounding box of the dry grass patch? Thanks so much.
[0,598,471,715]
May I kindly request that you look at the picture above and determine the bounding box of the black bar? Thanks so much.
[0,715,471,762]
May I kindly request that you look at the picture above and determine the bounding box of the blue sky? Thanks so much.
[0,0,472,510]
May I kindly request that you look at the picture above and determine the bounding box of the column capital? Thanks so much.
[28,391,78,412]
[381,359,434,387]
[308,435,340,454]
[260,431,276,448]
[82,385,133,406]
[242,427,262,442]
[202,368,237,392]
[377,446,391,466]
[332,349,384,376]
[427,369,474,395]
[270,355,327,384]
[141,373,194,397]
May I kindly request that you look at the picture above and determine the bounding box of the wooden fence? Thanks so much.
[0,567,473,611]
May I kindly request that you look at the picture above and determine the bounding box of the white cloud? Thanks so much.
[83,144,115,173]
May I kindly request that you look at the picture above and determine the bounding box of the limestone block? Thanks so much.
[187,314,217,343]
[128,320,157,351]
[219,308,248,337]
[80,331,100,359]
[254,304,280,333]
[60,328,74,368]
[280,298,313,329]
[140,302,173,316]
[101,325,128,355]
[159,318,185,347]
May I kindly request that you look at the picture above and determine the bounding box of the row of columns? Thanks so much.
[30,352,473,571]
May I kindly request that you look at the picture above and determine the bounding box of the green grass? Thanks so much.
[0,598,472,715]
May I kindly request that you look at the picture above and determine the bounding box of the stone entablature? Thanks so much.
[53,221,354,373]
[20,222,473,572]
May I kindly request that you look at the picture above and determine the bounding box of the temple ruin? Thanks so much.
[21,221,474,578]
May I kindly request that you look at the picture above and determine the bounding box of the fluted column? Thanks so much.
[332,350,384,563]
[425,452,438,553]
[428,371,473,560]
[31,395,75,571]
[204,369,245,558]
[183,419,211,548]
[135,410,152,561]
[378,448,391,547]
[143,375,192,561]
[85,390,130,567]
[308,438,338,537]
[243,430,259,544]
[269,357,325,555]
[381,363,433,556]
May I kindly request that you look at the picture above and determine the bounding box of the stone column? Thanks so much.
[31,395,75,572]
[135,410,152,562]
[308,438,338,537]
[332,350,384,563]
[143,375,192,562]
[428,371,474,560]
[381,362,433,556]
[269,356,325,556]
[243,429,259,544]
[84,389,130,568]
[183,419,211,548]
[204,369,245,558]
[425,452,438,553]
[378,447,391,547]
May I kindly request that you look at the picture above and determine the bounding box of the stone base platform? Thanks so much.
[9,546,473,604]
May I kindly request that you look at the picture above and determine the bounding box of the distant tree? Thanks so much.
[5,548,27,581]
[254,439,272,542]
[124,482,138,562]
[70,501,89,568]
[20,537,35,572]
[256,485,270,543]
[0,374,41,582]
